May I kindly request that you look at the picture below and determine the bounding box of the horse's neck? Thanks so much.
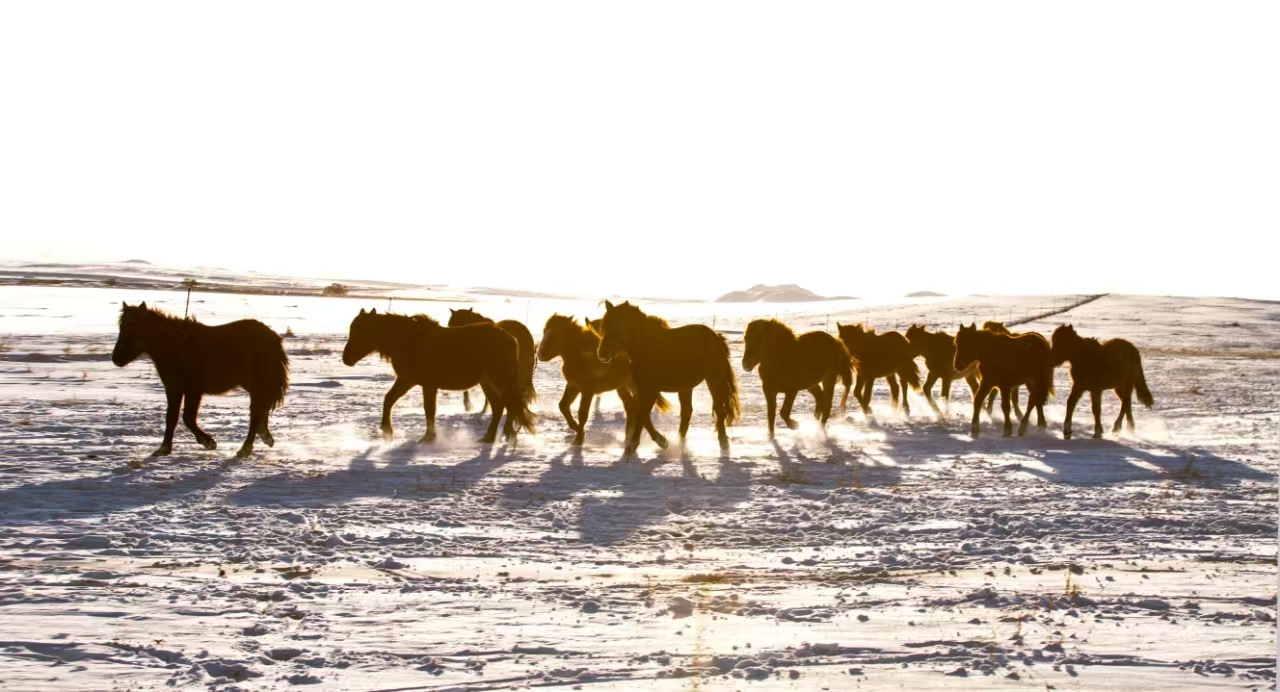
[627,319,670,358]
[767,333,799,359]
[562,326,596,364]
[143,318,196,360]
[380,320,427,361]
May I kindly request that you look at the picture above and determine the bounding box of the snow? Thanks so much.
[0,286,1275,690]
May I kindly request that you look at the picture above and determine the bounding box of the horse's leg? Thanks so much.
[1016,386,1035,437]
[677,389,694,441]
[1000,386,1014,437]
[764,387,778,439]
[420,386,438,443]
[855,373,873,415]
[558,386,580,435]
[971,381,993,437]
[814,376,834,425]
[921,372,941,418]
[637,394,668,449]
[626,390,660,457]
[182,391,216,450]
[1090,390,1103,439]
[886,374,900,408]
[463,390,473,413]
[714,391,730,451]
[897,370,911,416]
[480,383,505,443]
[236,394,265,458]
[1063,384,1084,440]
[1113,387,1130,434]
[985,388,997,416]
[941,373,953,413]
[1012,385,1024,421]
[574,392,593,446]
[780,390,799,430]
[153,387,183,457]
[380,377,413,438]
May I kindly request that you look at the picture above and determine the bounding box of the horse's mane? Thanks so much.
[747,318,797,343]
[546,313,588,336]
[607,301,671,329]
[120,303,197,328]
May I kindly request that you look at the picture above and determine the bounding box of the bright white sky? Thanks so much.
[1,2,1276,300]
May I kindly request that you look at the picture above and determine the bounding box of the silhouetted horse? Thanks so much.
[742,319,853,438]
[1051,324,1153,439]
[836,324,921,416]
[538,314,671,446]
[980,321,1025,417]
[954,323,1053,437]
[597,301,739,455]
[112,302,289,458]
[447,308,536,414]
[905,324,979,417]
[342,308,533,443]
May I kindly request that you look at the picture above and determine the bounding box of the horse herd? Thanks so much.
[110,300,1153,459]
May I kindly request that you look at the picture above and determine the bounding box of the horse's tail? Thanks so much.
[654,393,673,415]
[706,332,740,426]
[509,323,538,407]
[262,330,290,411]
[491,334,535,434]
[1134,355,1154,408]
[898,357,922,391]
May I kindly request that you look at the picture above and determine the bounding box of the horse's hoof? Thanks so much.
[235,447,253,459]
[1092,432,1103,440]
[419,433,436,444]
[261,432,275,447]
[1063,430,1073,440]
[719,436,730,450]
[572,435,585,446]
[784,419,799,430]
[652,436,669,450]
[480,434,497,444]
[199,438,217,450]
[150,446,172,458]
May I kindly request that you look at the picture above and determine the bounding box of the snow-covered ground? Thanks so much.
[0,286,1275,691]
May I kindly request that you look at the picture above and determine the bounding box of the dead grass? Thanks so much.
[681,573,739,585]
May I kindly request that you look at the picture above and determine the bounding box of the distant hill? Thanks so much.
[122,259,152,265]
[716,284,855,303]
[906,291,946,298]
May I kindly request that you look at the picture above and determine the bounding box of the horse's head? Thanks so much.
[953,322,980,371]
[597,300,641,363]
[342,308,379,366]
[905,324,927,342]
[112,301,150,367]
[836,323,871,353]
[538,314,576,362]
[447,307,481,328]
[741,320,769,372]
[1050,324,1079,365]
[982,320,1010,335]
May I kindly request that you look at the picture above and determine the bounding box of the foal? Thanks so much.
[836,323,921,416]
[597,301,740,455]
[538,314,671,446]
[112,302,289,458]
[742,319,853,438]
[905,324,978,417]
[447,308,537,414]
[342,309,534,443]
[1051,324,1153,439]
[953,323,1054,437]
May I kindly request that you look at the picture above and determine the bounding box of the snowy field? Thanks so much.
[0,286,1275,691]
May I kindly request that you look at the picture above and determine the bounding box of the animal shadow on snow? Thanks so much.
[499,444,755,546]
[228,444,518,508]
[769,439,904,491]
[1019,438,1271,487]
[0,457,227,520]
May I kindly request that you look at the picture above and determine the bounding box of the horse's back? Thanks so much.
[497,319,535,349]
[192,320,286,396]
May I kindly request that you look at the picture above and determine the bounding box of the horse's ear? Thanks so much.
[359,308,366,315]
[370,308,377,315]
[449,308,456,314]
[139,301,147,310]
[604,300,614,311]
[121,301,129,308]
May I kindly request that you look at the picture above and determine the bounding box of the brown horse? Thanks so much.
[538,313,671,446]
[953,323,1054,437]
[836,324,921,416]
[742,319,853,438]
[905,324,979,417]
[342,308,533,443]
[112,302,289,458]
[597,301,740,455]
[1051,324,1153,439]
[448,308,536,414]
[980,321,1025,417]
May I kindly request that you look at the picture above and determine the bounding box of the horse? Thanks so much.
[742,319,853,438]
[979,321,1025,417]
[112,301,289,458]
[342,308,534,443]
[953,323,1054,437]
[836,323,921,416]
[447,308,536,415]
[1051,324,1153,439]
[905,324,979,417]
[538,313,672,446]
[597,301,739,455]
